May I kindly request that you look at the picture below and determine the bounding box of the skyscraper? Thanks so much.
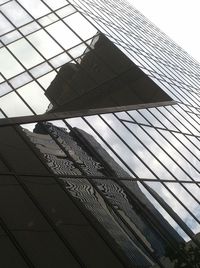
[0,0,200,267]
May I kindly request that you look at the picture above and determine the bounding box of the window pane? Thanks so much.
[64,13,97,40]
[46,21,81,50]
[18,82,50,114]
[8,39,43,69]
[56,5,76,18]
[44,0,67,9]
[9,72,32,89]
[0,48,24,79]
[0,82,12,97]
[1,30,22,45]
[0,92,32,117]
[18,0,50,19]
[28,30,62,59]
[1,1,32,27]
[0,13,14,35]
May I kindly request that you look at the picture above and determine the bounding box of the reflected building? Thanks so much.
[0,0,200,267]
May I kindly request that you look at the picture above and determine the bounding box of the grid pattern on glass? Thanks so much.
[16,113,200,267]
[0,0,98,117]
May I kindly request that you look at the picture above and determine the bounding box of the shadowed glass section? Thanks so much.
[45,33,172,112]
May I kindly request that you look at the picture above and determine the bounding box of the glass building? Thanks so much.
[0,0,200,267]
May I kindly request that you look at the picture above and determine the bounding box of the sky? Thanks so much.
[127,0,200,63]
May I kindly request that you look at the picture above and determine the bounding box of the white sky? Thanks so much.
[127,0,200,63]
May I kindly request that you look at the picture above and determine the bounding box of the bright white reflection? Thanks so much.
[1,1,32,27]
[0,13,14,35]
[18,0,50,19]
[0,92,33,117]
[8,39,43,69]
[17,81,50,114]
[28,30,62,59]
[0,48,24,79]
[46,20,81,50]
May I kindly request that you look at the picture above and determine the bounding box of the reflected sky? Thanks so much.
[1,0,200,254]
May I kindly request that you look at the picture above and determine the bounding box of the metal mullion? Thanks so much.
[109,113,200,209]
[94,1,197,89]
[0,72,35,115]
[0,0,13,6]
[173,104,200,134]
[2,3,88,111]
[24,121,131,267]
[0,216,34,268]
[1,10,58,91]
[1,170,200,184]
[15,0,112,103]
[127,110,200,191]
[120,113,200,218]
[112,180,191,265]
[69,121,189,261]
[140,180,200,249]
[13,125,89,268]
[102,113,176,181]
[100,112,200,217]
[156,106,200,138]
[1,40,50,105]
[147,108,200,174]
[40,0,136,83]
[38,123,140,268]
[165,105,200,138]
[0,154,36,267]
[113,1,200,84]
[76,117,139,178]
[42,123,163,267]
[124,119,200,206]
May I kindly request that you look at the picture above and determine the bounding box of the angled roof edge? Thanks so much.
[0,100,177,127]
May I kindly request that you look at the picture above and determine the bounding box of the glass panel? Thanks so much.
[8,38,43,69]
[29,62,52,78]
[0,48,24,79]
[0,30,22,45]
[148,107,178,131]
[146,182,200,233]
[20,21,40,36]
[0,75,4,84]
[102,113,175,180]
[18,81,50,114]
[9,72,32,89]
[49,53,71,68]
[0,82,12,97]
[1,1,32,27]
[0,13,14,35]
[139,109,165,128]
[38,13,58,27]
[46,21,81,50]
[56,5,76,18]
[28,30,62,59]
[18,0,50,19]
[128,110,150,125]
[0,92,33,117]
[0,110,5,119]
[37,71,57,89]
[85,115,155,178]
[44,0,67,9]
[115,111,134,121]
[64,13,97,40]
[68,43,87,59]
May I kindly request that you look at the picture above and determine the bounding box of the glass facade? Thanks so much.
[0,0,200,267]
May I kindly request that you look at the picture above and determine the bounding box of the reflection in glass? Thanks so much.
[0,91,32,117]
[28,30,63,59]
[8,39,43,69]
[0,48,24,79]
[18,81,50,114]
